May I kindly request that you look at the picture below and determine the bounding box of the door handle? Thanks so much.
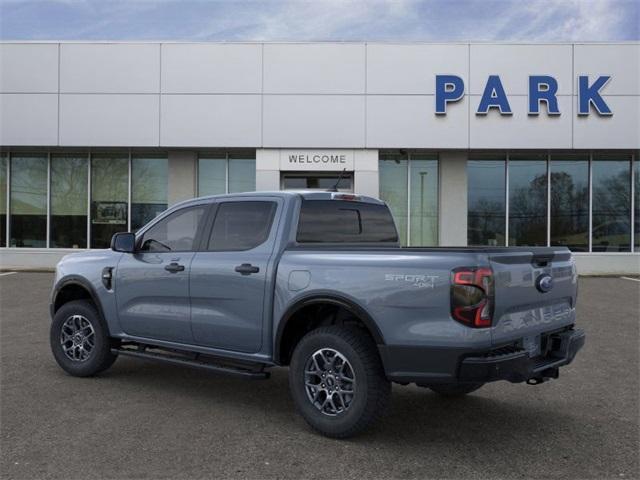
[164,262,185,273]
[235,263,260,275]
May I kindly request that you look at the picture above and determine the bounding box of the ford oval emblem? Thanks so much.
[536,274,554,293]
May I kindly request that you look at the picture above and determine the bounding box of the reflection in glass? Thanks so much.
[91,155,128,248]
[282,174,353,190]
[50,155,88,248]
[131,156,168,231]
[228,155,256,193]
[467,158,506,246]
[635,157,639,252]
[409,155,438,246]
[550,155,589,251]
[508,155,547,246]
[198,155,226,196]
[10,155,47,247]
[0,154,6,247]
[592,154,631,252]
[379,152,408,245]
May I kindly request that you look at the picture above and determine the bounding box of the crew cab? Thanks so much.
[50,191,585,438]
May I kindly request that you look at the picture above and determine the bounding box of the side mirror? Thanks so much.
[111,232,136,253]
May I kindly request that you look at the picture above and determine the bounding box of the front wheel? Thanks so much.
[289,325,391,438]
[50,300,118,377]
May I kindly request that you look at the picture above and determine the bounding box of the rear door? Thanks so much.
[189,198,282,353]
[489,248,578,353]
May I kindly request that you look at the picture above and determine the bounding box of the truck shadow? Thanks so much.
[100,358,577,447]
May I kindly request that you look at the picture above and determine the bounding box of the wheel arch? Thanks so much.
[274,293,385,366]
[51,276,107,326]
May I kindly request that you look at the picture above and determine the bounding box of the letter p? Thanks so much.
[435,75,464,115]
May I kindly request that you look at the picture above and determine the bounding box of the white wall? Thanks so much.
[1,41,638,149]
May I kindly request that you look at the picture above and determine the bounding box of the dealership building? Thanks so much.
[0,41,638,274]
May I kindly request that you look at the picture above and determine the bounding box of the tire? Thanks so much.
[289,325,391,438]
[50,299,118,377]
[428,382,484,397]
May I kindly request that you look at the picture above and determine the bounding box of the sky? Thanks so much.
[0,0,638,42]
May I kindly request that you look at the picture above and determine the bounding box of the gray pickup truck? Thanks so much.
[50,191,585,437]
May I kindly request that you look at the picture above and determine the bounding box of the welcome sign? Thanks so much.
[280,150,356,171]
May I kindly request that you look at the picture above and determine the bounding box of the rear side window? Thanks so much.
[297,200,398,243]
[207,201,277,251]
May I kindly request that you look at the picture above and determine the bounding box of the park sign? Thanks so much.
[435,75,613,117]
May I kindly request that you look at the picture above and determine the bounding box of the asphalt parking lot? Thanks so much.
[1,273,638,480]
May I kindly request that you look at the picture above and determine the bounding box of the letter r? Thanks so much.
[529,75,560,115]
[435,75,464,115]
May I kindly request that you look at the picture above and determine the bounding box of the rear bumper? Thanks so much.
[458,328,585,383]
[380,328,585,385]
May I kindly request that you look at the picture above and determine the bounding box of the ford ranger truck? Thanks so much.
[50,191,585,438]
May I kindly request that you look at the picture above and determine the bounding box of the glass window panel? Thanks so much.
[508,155,548,246]
[140,205,206,252]
[228,156,256,193]
[467,157,506,246]
[297,200,398,243]
[208,202,276,251]
[91,155,128,248]
[0,154,7,247]
[592,154,631,252]
[409,155,438,246]
[131,156,168,231]
[634,154,639,252]
[549,155,589,252]
[50,155,88,248]
[10,154,47,247]
[198,156,226,196]
[282,174,353,190]
[379,152,408,245]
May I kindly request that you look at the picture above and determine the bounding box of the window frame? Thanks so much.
[202,199,279,253]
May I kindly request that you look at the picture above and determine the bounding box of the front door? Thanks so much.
[190,198,281,353]
[115,204,208,343]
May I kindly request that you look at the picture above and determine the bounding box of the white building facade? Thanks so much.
[0,41,638,274]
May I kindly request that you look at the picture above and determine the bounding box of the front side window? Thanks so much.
[207,201,276,251]
[139,205,206,252]
[297,200,398,243]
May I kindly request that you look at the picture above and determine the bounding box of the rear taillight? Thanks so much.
[450,267,494,328]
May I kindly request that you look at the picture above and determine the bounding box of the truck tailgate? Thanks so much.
[489,248,578,353]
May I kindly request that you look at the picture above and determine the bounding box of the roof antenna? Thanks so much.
[327,168,347,192]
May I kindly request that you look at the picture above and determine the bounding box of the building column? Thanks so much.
[354,150,379,197]
[255,149,280,191]
[438,151,468,246]
[168,150,197,206]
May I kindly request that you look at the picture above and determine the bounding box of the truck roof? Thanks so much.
[176,190,387,208]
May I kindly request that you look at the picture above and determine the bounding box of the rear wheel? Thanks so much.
[289,325,391,438]
[428,382,484,397]
[50,300,118,377]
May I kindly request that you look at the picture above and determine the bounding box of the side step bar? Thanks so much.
[112,345,270,380]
